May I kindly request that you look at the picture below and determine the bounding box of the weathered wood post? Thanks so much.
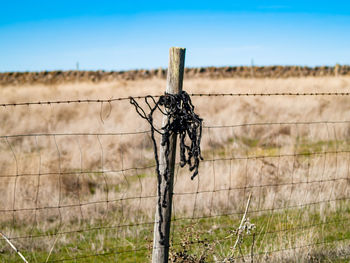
[152,47,186,263]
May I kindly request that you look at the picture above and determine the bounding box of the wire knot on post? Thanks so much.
[130,90,203,244]
[130,91,203,180]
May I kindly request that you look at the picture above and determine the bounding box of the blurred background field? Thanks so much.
[0,75,350,262]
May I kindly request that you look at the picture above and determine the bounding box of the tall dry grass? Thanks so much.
[1,77,350,260]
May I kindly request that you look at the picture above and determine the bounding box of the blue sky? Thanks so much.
[1,1,350,72]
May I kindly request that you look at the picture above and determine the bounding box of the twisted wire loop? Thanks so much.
[130,90,203,244]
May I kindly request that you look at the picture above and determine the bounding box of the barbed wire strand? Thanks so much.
[2,91,350,107]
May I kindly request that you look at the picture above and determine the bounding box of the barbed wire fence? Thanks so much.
[2,92,350,108]
[0,92,350,262]
[1,93,350,262]
[1,48,350,262]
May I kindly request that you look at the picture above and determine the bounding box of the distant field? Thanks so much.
[1,77,350,262]
[1,65,349,86]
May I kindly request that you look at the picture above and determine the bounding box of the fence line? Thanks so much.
[2,119,350,137]
[1,95,350,261]
[2,91,350,107]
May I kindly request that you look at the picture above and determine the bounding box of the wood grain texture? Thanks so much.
[152,47,186,263]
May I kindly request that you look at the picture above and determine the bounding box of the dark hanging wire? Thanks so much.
[129,90,203,244]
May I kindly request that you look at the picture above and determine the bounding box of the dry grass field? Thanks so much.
[1,76,350,262]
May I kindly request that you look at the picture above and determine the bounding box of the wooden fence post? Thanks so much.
[152,47,186,263]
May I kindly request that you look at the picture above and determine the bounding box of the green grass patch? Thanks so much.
[1,203,349,262]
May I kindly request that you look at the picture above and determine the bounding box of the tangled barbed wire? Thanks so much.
[130,90,203,244]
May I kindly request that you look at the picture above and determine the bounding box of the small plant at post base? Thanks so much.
[169,223,214,263]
